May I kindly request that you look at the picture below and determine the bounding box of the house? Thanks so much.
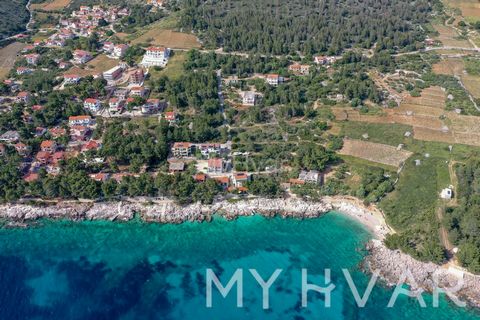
[25,53,40,65]
[130,86,146,97]
[16,91,31,104]
[232,173,250,187]
[113,44,128,58]
[64,74,81,84]
[49,127,67,138]
[102,41,114,53]
[242,91,257,106]
[298,170,322,184]
[141,47,170,67]
[46,164,61,175]
[58,61,70,69]
[32,105,44,112]
[24,173,39,182]
[213,176,230,190]
[84,98,102,112]
[164,111,177,124]
[266,74,283,86]
[40,140,58,153]
[0,131,20,143]
[169,162,185,173]
[103,65,123,81]
[113,88,129,99]
[198,143,221,157]
[73,50,93,64]
[14,142,30,157]
[141,99,164,114]
[208,158,226,173]
[90,173,110,182]
[51,151,65,164]
[171,142,192,158]
[288,63,310,75]
[69,115,93,126]
[82,140,101,152]
[194,173,207,183]
[17,67,33,75]
[70,125,91,141]
[224,76,239,86]
[129,69,144,85]
[34,127,47,137]
[314,56,337,65]
[109,97,124,112]
[36,151,50,164]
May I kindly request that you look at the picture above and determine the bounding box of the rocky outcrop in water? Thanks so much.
[365,239,480,308]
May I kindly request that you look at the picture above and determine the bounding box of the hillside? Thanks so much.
[0,0,30,40]
[179,0,433,55]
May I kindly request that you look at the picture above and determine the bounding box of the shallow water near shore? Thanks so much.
[0,211,478,320]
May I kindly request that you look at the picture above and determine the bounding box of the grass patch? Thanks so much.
[149,51,186,81]
[341,122,413,146]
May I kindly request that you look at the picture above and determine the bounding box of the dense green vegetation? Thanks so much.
[381,157,448,264]
[0,0,29,40]
[445,160,480,273]
[179,0,432,55]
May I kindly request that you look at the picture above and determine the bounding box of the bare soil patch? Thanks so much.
[31,0,71,11]
[66,54,118,77]
[339,139,413,167]
[0,42,25,80]
[133,29,201,49]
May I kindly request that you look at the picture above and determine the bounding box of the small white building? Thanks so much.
[440,187,453,200]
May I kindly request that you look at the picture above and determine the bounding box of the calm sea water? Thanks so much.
[0,212,478,320]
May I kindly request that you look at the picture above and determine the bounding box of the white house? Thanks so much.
[73,50,93,64]
[113,44,128,58]
[64,74,81,84]
[266,74,283,86]
[141,47,170,67]
[84,98,102,112]
[69,115,93,126]
[242,91,257,106]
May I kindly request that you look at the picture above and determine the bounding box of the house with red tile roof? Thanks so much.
[25,53,40,65]
[16,91,31,104]
[265,74,284,86]
[14,142,31,157]
[84,98,102,112]
[36,151,50,164]
[40,140,58,153]
[208,158,225,173]
[69,115,93,126]
[171,142,192,157]
[73,50,93,64]
[232,172,250,187]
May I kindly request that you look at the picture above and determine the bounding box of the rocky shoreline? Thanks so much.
[0,198,332,223]
[1,196,478,309]
[365,239,480,308]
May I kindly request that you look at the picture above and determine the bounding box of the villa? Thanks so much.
[141,47,170,67]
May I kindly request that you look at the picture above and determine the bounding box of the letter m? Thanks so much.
[206,268,243,308]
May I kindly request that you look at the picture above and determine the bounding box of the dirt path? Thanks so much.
[437,206,454,252]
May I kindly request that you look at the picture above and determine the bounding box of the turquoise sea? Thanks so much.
[0,211,478,320]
